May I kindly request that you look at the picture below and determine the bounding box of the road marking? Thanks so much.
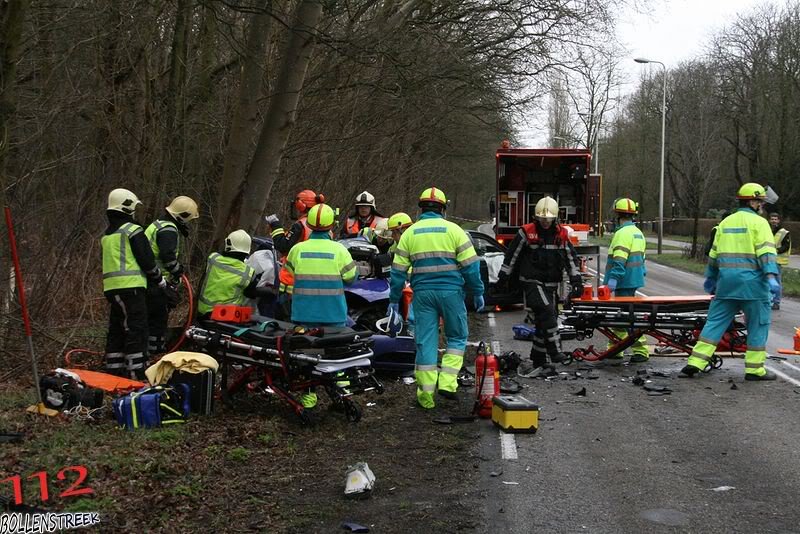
[500,431,518,460]
[488,312,496,327]
[491,340,501,355]
[765,365,800,387]
[777,360,800,375]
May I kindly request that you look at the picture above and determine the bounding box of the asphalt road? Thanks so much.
[469,256,800,533]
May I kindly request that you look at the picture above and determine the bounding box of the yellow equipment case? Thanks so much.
[491,395,539,433]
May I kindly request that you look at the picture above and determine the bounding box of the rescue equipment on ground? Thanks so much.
[39,371,104,411]
[113,384,190,430]
[474,342,499,418]
[512,324,536,340]
[562,295,746,368]
[492,395,539,434]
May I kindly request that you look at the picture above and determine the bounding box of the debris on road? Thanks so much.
[573,387,587,396]
[490,469,503,477]
[345,462,376,498]
[502,481,519,485]
[708,486,736,492]
[433,415,477,425]
[341,521,370,533]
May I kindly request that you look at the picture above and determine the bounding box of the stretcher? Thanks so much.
[561,295,747,368]
[185,316,383,423]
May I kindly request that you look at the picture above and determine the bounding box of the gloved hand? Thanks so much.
[157,277,168,290]
[606,278,618,293]
[703,277,717,295]
[569,276,584,299]
[386,303,402,336]
[496,271,509,291]
[265,214,281,227]
[768,276,781,298]
[473,295,485,312]
[169,264,185,280]
[163,283,180,309]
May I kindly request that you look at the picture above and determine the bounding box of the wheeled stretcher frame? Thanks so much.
[561,295,747,369]
[186,321,383,423]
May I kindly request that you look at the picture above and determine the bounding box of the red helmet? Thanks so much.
[294,190,324,213]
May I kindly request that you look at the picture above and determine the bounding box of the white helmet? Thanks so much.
[224,229,252,254]
[355,191,376,209]
[534,196,559,220]
[166,196,200,223]
[108,188,142,215]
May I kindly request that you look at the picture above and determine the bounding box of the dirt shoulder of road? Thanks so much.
[0,376,485,533]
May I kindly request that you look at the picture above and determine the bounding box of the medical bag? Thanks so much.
[39,372,103,411]
[168,370,215,415]
[113,384,190,430]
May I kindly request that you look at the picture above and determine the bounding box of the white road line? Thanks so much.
[776,360,800,375]
[765,365,800,387]
[491,340,501,355]
[500,431,518,460]
[488,312,496,327]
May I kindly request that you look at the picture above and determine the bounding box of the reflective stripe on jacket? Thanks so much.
[706,208,778,300]
[102,222,147,292]
[389,212,484,302]
[197,253,255,315]
[285,233,356,324]
[343,216,386,238]
[603,222,646,289]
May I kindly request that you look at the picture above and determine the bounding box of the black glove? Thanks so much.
[569,275,584,299]
[496,271,510,291]
[163,283,180,309]
[169,264,185,280]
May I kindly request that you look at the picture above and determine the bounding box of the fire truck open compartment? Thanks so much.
[494,148,601,242]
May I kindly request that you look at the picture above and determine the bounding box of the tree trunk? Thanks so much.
[163,0,193,188]
[212,1,274,245]
[691,210,700,259]
[238,0,325,233]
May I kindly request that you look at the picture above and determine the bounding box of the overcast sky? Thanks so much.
[518,0,768,145]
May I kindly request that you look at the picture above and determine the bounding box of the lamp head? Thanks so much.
[634,57,651,64]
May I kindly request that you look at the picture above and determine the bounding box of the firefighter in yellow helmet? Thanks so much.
[196,230,275,317]
[497,196,582,376]
[681,183,780,381]
[603,198,649,363]
[768,211,790,310]
[284,203,357,409]
[144,196,199,354]
[102,188,167,379]
[388,188,484,409]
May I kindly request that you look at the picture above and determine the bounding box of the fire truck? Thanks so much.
[490,142,602,246]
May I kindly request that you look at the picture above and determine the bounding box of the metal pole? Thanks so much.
[4,207,43,405]
[594,134,599,174]
[657,62,666,255]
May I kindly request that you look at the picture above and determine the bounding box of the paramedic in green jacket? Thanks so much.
[388,187,485,409]
[603,198,648,363]
[681,183,780,381]
[283,203,357,408]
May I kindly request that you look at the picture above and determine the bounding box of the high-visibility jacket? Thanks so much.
[774,227,791,266]
[145,219,181,277]
[706,208,778,300]
[197,252,256,315]
[603,221,646,289]
[342,216,386,238]
[284,233,357,325]
[389,212,483,302]
[102,222,147,292]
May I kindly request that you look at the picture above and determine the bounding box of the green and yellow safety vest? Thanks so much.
[775,227,791,266]
[145,219,181,272]
[197,253,255,315]
[101,222,147,292]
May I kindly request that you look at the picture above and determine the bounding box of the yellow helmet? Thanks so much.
[736,183,767,200]
[107,188,142,215]
[307,203,335,231]
[534,196,559,219]
[613,198,638,215]
[418,187,447,207]
[225,229,252,254]
[166,196,199,223]
[387,212,413,231]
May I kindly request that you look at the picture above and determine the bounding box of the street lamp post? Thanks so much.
[634,57,667,255]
